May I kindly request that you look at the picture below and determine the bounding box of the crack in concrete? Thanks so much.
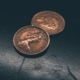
[17,57,25,75]
[67,66,78,80]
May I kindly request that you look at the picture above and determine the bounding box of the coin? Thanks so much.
[31,11,65,35]
[13,26,50,55]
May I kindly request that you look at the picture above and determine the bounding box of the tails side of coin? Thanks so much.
[13,26,50,55]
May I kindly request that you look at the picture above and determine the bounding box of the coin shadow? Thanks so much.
[50,31,64,39]
[14,46,49,58]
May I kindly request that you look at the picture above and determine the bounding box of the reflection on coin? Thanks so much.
[31,11,65,35]
[13,26,50,55]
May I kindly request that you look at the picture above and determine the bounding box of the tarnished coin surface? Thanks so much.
[31,11,65,35]
[13,26,50,55]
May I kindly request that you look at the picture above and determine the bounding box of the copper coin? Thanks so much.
[13,26,50,55]
[31,11,65,35]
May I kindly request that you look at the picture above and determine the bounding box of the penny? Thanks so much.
[13,26,50,55]
[31,11,65,35]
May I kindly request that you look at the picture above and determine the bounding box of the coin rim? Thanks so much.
[31,10,65,35]
[13,25,50,55]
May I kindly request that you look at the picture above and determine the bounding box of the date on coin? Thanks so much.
[13,26,50,55]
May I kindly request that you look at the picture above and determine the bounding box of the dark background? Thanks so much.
[0,0,80,80]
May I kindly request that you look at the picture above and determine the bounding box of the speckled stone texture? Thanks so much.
[0,0,80,80]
